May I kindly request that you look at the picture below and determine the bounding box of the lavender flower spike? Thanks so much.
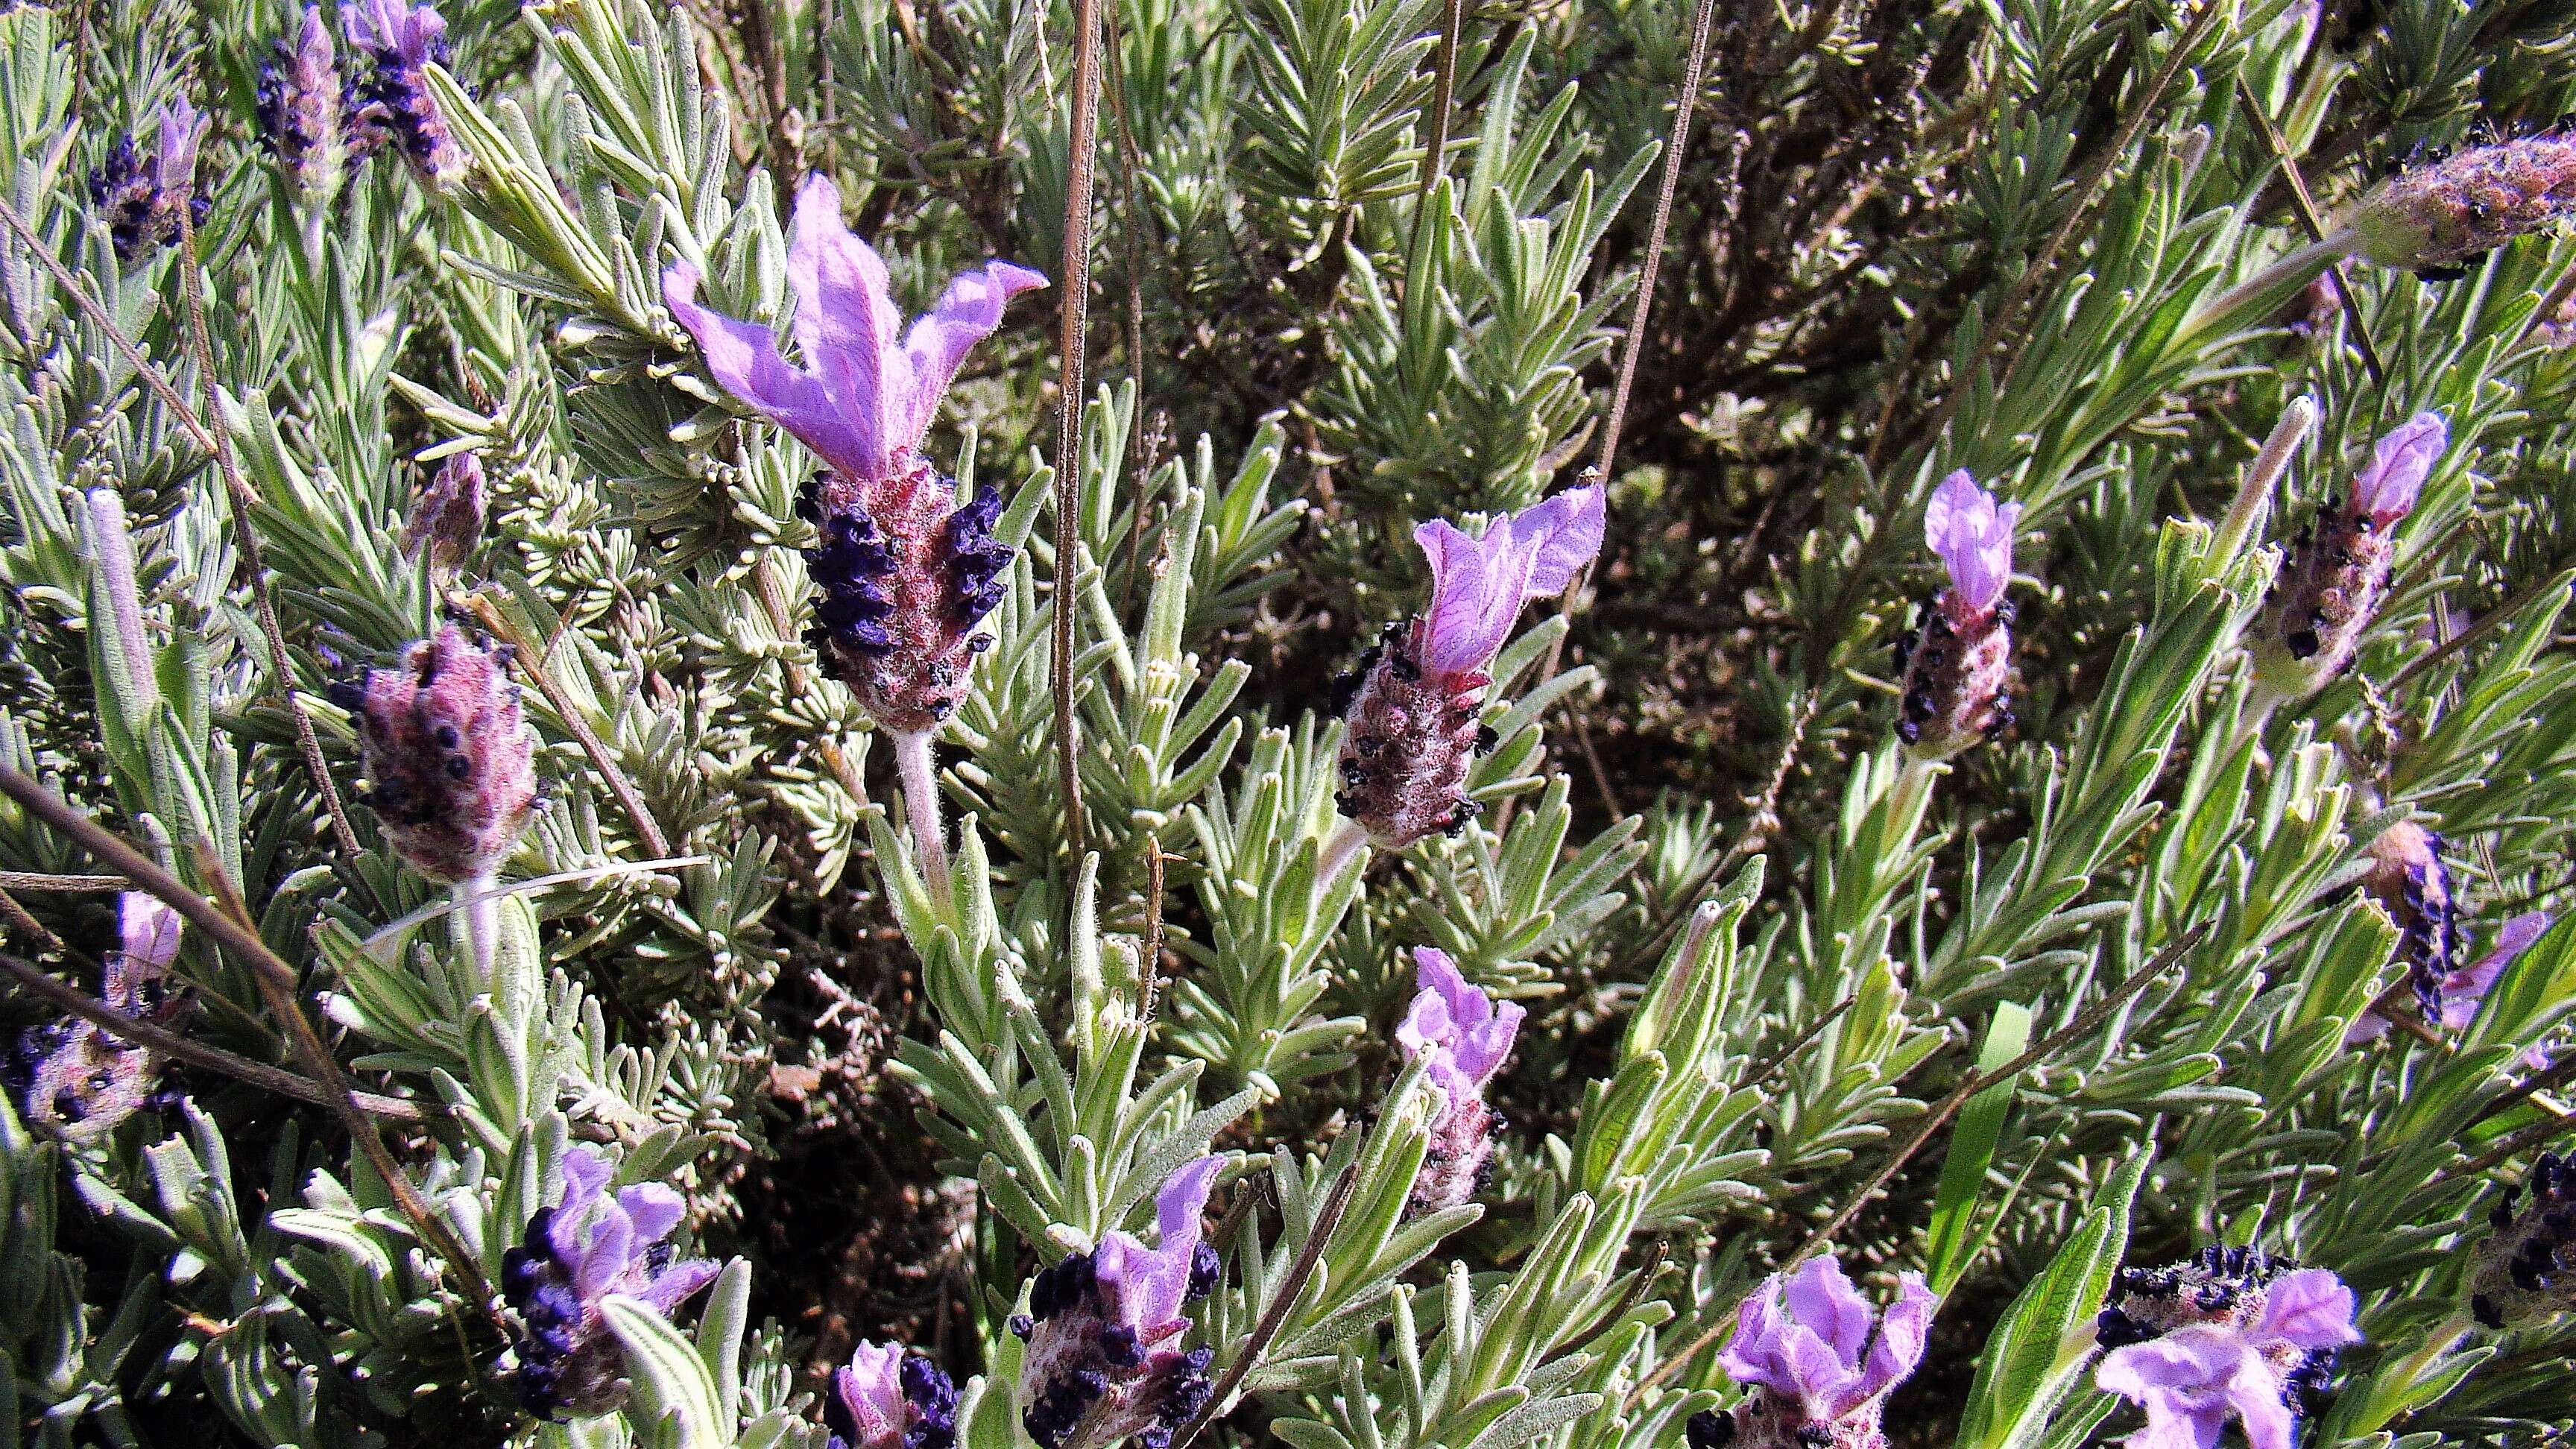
[89,100,209,261]
[256,7,353,199]
[1688,1257,1933,1449]
[2094,1248,2358,1449]
[331,624,539,888]
[662,175,1046,736]
[1397,947,1524,1213]
[827,1341,959,1449]
[2255,413,2448,701]
[1011,1156,1225,1449]
[4,892,190,1143]
[1893,470,2019,759]
[502,1146,721,1418]
[1332,485,1604,849]
[347,0,467,186]
[2352,133,2576,280]
[2349,908,2546,1053]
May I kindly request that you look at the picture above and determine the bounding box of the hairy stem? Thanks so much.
[893,728,953,894]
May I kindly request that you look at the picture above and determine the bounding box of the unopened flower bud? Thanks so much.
[827,1342,959,1449]
[4,894,190,1143]
[1333,486,1604,848]
[331,624,537,884]
[1894,470,2018,759]
[88,101,207,261]
[402,452,488,578]
[2470,1151,2576,1329]
[2352,134,2576,280]
[2253,414,2446,700]
[347,0,467,187]
[2094,1247,2358,1449]
[1699,1258,1933,1449]
[255,7,353,200]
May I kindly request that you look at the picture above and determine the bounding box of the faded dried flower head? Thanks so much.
[1688,1257,1933,1449]
[2093,1248,2358,1449]
[1009,1157,1223,1449]
[402,452,488,578]
[501,1145,720,1417]
[4,893,189,1143]
[332,623,538,884]
[1333,485,1603,847]
[255,7,355,198]
[663,175,1045,733]
[1893,470,2018,759]
[2253,413,2446,701]
[1396,946,1521,1213]
[2353,134,2576,279]
[2471,1150,2576,1329]
[89,100,208,260]
[347,0,466,186]
[827,1342,959,1449]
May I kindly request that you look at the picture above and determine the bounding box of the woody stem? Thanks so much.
[893,729,952,895]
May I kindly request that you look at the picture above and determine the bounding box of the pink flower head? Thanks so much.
[663,175,1046,487]
[1924,470,2018,614]
[828,1340,959,1449]
[1398,947,1524,1095]
[331,625,540,885]
[1412,484,1605,680]
[2349,412,2447,524]
[1719,1258,1935,1425]
[5,891,191,1143]
[2095,1267,2358,1449]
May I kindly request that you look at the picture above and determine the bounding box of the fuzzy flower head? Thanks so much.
[827,1342,959,1449]
[255,7,354,198]
[2354,134,2576,279]
[2471,1150,2576,1329]
[1010,1157,1224,1449]
[89,100,209,261]
[1894,472,2018,760]
[3,893,189,1143]
[1396,947,1523,1213]
[502,1146,721,1418]
[331,624,539,885]
[663,177,1044,732]
[347,0,466,186]
[1691,1258,1933,1449]
[1332,486,1603,847]
[2254,416,2449,701]
[402,452,488,580]
[2094,1249,2358,1449]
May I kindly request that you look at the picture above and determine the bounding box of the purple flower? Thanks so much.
[330,625,539,886]
[1331,486,1603,847]
[1893,472,2018,759]
[1396,947,1523,1213]
[88,101,209,261]
[4,892,191,1143]
[1691,1257,1932,1449]
[256,7,356,196]
[2094,1248,2358,1449]
[502,1146,721,1418]
[1924,470,2020,615]
[662,176,1045,733]
[2472,1150,2576,1328]
[2255,416,2451,699]
[827,1341,959,1449]
[2349,412,2446,523]
[2350,910,2549,1052]
[1010,1157,1225,1449]
[663,175,1047,490]
[347,0,466,186]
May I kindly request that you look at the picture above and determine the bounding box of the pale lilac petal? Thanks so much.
[2350,412,2447,521]
[1925,470,2016,611]
[663,262,874,481]
[2225,1361,2297,1449]
[118,893,181,970]
[616,1184,687,1247]
[1857,1271,1934,1401]
[1396,988,1455,1062]
[631,1257,720,1314]
[1782,1257,1875,1363]
[1718,1278,1793,1392]
[836,1342,908,1442]
[2254,1268,2360,1351]
[557,1146,613,1211]
[2343,1009,2393,1046]
[1100,1156,1222,1333]
[1512,484,1605,596]
[1155,1155,1222,1252]
[1414,948,1490,1036]
[2100,1328,2264,1449]
[1414,519,1518,678]
[154,101,204,191]
[1450,999,1523,1085]
[786,175,897,480]
[1776,1321,1865,1416]
[2440,910,2554,1029]
[895,261,1049,450]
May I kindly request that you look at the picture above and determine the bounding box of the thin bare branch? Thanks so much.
[1051,0,1102,860]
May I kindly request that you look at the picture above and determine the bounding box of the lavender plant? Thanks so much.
[1,1,2575,1448]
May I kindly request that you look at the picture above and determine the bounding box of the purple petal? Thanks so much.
[2224,1358,2297,1449]
[1775,1321,1866,1417]
[570,1200,636,1302]
[632,1257,721,1315]
[118,893,181,970]
[836,1345,908,1443]
[1719,1278,1795,1394]
[1924,470,2018,612]
[1511,484,1605,596]
[2097,1328,2241,1395]
[616,1183,687,1247]
[1857,1271,1934,1401]
[2253,1268,2360,1351]
[2350,412,2446,522]
[663,262,874,482]
[557,1146,613,1212]
[1100,1156,1223,1334]
[894,260,1049,453]
[1781,1257,1875,1365]
[1414,519,1519,678]
[154,101,205,191]
[786,175,898,482]
[1395,985,1455,1064]
[2441,910,2554,1029]
[1450,999,1524,1085]
[1155,1155,1222,1251]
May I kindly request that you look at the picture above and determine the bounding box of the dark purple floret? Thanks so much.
[345,0,467,186]
[86,103,206,262]
[2472,1151,2576,1328]
[941,483,1013,627]
[803,479,901,658]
